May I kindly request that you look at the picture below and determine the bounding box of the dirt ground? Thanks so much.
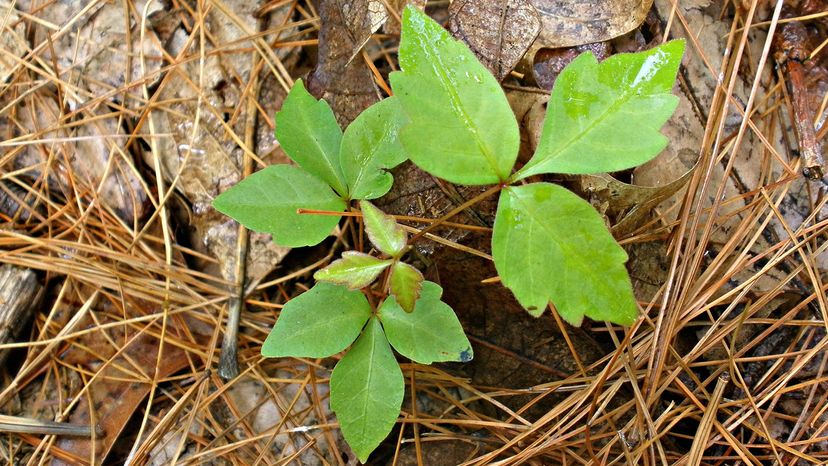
[1,0,828,464]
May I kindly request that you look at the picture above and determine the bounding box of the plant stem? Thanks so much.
[407,183,502,244]
[297,209,492,232]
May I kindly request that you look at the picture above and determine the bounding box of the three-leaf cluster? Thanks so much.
[260,204,471,462]
[391,7,684,325]
[213,78,407,247]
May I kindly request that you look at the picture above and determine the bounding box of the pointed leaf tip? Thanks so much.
[276,79,348,196]
[389,262,424,312]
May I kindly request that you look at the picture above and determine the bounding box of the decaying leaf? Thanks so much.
[383,0,426,35]
[532,42,610,90]
[638,0,799,294]
[14,93,149,224]
[577,164,696,237]
[151,3,296,282]
[525,0,653,58]
[448,0,541,81]
[342,0,389,63]
[24,0,166,107]
[308,0,381,126]
[54,299,193,465]
[152,69,290,282]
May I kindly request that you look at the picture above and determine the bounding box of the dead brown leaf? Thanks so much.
[448,0,541,81]
[53,301,193,466]
[150,5,292,283]
[14,93,149,224]
[577,165,696,237]
[307,0,381,126]
[382,0,426,35]
[525,0,653,59]
[532,42,610,90]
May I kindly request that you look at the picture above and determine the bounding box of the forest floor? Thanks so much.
[1,0,828,464]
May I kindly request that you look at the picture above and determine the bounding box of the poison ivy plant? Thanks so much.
[213,5,684,463]
[391,6,683,326]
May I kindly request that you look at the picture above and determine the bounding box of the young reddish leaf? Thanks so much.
[359,201,407,257]
[388,262,423,312]
[314,251,392,290]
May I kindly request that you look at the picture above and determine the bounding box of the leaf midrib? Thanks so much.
[518,71,652,178]
[282,101,345,195]
[509,188,619,310]
[357,321,380,438]
[418,35,502,179]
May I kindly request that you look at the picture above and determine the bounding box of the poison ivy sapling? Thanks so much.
[212,5,685,462]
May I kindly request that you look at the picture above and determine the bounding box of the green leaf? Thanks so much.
[388,262,423,312]
[341,97,408,200]
[389,6,520,185]
[379,281,472,364]
[359,201,407,257]
[314,252,392,290]
[491,183,638,326]
[330,317,403,463]
[275,79,348,196]
[261,283,371,358]
[514,40,685,181]
[212,164,346,248]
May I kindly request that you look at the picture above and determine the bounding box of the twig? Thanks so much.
[773,19,825,179]
[0,414,100,437]
[218,53,261,380]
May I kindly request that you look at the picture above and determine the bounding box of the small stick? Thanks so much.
[296,208,493,232]
[774,19,825,179]
[0,414,101,437]
[218,56,261,380]
[686,373,729,466]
